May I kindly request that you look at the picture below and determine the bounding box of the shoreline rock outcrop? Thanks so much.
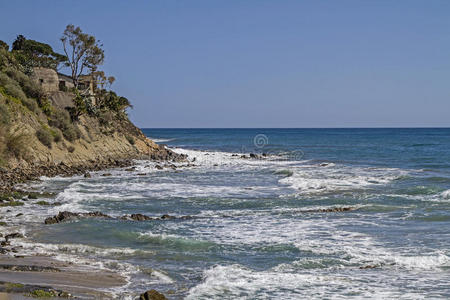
[44,211,193,224]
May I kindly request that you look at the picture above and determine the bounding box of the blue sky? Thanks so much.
[1,1,450,128]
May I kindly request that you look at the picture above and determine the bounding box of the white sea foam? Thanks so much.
[8,146,447,298]
[172,148,407,196]
[279,164,407,195]
[186,264,431,300]
[150,138,175,143]
[441,189,450,199]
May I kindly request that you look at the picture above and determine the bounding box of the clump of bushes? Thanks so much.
[50,128,62,143]
[36,127,52,148]
[5,129,29,159]
[4,66,44,99]
[67,145,75,153]
[0,72,39,113]
[126,135,135,145]
[98,110,114,127]
[0,99,10,125]
[48,108,80,142]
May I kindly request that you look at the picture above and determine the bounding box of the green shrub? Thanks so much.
[36,127,52,148]
[4,82,26,102]
[2,81,38,113]
[38,97,52,115]
[48,108,80,141]
[125,135,135,145]
[48,108,70,129]
[5,129,29,159]
[20,96,39,113]
[5,67,44,99]
[0,40,8,51]
[0,73,11,86]
[98,110,114,127]
[62,125,80,142]
[50,128,62,143]
[0,101,10,125]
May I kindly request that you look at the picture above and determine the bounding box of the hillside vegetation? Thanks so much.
[0,27,171,170]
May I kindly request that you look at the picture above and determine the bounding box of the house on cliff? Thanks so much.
[31,67,95,107]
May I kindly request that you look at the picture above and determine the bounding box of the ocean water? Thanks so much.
[7,128,450,299]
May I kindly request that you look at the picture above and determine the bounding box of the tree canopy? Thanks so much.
[0,41,8,51]
[61,25,105,88]
[11,35,66,73]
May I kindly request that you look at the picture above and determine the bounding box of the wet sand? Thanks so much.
[0,255,126,299]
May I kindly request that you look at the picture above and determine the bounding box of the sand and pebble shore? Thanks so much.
[0,155,187,299]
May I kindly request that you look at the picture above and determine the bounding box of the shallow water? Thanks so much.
[6,128,450,299]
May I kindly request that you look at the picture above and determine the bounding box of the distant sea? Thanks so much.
[12,128,450,298]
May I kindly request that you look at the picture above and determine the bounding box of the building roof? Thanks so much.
[57,72,73,82]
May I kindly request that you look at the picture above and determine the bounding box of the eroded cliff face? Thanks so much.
[0,90,184,191]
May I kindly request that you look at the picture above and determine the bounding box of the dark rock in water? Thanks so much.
[303,207,355,213]
[125,167,136,172]
[44,211,112,224]
[155,165,163,170]
[101,173,112,177]
[160,214,176,220]
[5,232,24,241]
[16,213,23,217]
[249,153,259,159]
[0,248,8,254]
[27,194,38,199]
[137,173,147,176]
[319,163,329,167]
[129,213,152,221]
[240,155,247,158]
[44,211,79,224]
[359,264,378,269]
[140,289,167,300]
[46,211,192,224]
[84,172,92,178]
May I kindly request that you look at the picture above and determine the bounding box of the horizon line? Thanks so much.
[140,127,450,129]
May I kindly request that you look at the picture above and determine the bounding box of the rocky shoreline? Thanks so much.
[0,144,186,193]
[0,144,187,299]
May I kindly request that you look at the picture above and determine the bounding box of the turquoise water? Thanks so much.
[12,129,450,298]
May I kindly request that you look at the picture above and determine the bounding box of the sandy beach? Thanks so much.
[0,255,126,299]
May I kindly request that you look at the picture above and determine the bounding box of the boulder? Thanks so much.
[140,289,167,300]
[5,232,24,241]
[44,211,112,224]
[129,214,152,221]
[160,214,176,220]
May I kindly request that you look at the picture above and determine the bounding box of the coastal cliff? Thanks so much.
[0,35,184,192]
